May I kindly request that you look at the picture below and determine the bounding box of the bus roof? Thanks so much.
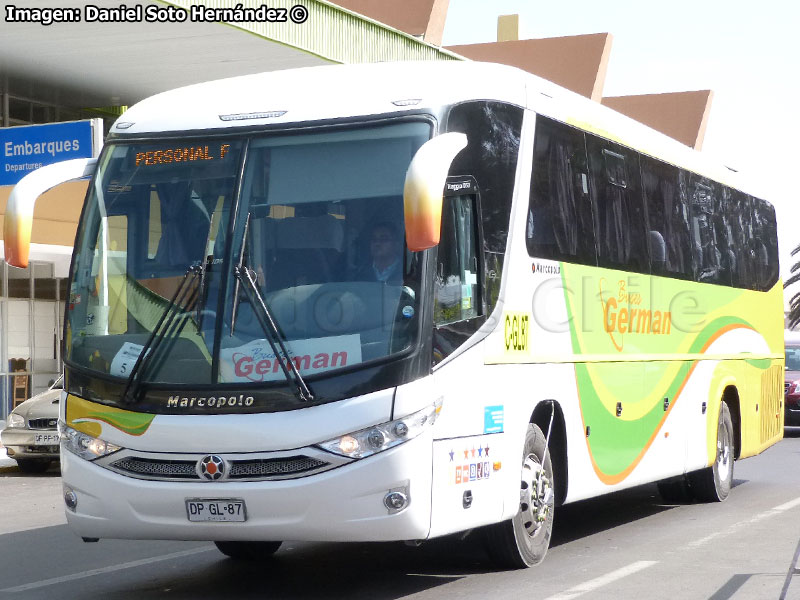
[112,61,765,200]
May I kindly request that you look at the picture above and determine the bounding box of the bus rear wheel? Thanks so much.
[688,402,734,502]
[214,541,282,560]
[484,423,554,568]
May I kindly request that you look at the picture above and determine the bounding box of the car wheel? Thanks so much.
[484,423,554,568]
[214,541,282,560]
[688,402,734,502]
[16,459,51,474]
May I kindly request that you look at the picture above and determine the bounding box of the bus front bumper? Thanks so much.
[60,435,432,543]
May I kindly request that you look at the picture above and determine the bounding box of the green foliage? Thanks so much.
[785,243,800,328]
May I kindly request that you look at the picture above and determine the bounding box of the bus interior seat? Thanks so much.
[266,215,345,289]
[648,230,666,271]
[755,241,768,268]
[754,241,769,287]
[153,185,211,269]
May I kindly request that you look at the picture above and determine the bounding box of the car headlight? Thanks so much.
[318,400,442,459]
[8,413,25,428]
[60,423,122,461]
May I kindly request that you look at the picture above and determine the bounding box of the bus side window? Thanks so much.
[434,195,481,325]
[689,176,721,284]
[751,197,779,291]
[432,195,483,365]
[713,188,737,286]
[446,100,523,316]
[728,189,755,289]
[640,157,693,279]
[527,116,596,266]
[586,134,647,273]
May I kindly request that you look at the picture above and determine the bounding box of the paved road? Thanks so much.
[1,429,799,600]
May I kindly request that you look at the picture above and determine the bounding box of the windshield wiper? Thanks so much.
[120,265,201,404]
[232,264,314,403]
[230,214,250,335]
[195,219,217,329]
[195,254,214,330]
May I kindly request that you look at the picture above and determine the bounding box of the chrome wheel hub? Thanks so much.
[717,425,731,481]
[519,455,553,537]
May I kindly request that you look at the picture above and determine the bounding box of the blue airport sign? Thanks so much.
[0,120,99,187]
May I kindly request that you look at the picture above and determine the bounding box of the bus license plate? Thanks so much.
[186,499,247,522]
[33,432,60,445]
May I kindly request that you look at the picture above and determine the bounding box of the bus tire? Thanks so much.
[688,402,734,502]
[214,541,282,560]
[484,423,554,568]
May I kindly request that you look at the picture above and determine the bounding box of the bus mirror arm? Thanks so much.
[402,133,467,252]
[4,158,97,268]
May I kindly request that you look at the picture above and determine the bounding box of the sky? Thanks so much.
[442,0,800,303]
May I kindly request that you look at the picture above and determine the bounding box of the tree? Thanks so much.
[785,243,800,328]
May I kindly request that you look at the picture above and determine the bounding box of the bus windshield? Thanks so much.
[66,121,431,394]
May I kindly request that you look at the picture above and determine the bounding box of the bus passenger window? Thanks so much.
[728,191,755,289]
[586,135,647,273]
[447,100,523,316]
[434,195,481,326]
[447,101,522,255]
[751,197,779,291]
[712,188,737,286]
[690,178,721,284]
[641,157,693,279]
[527,116,595,266]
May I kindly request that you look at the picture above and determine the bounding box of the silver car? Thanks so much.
[1,376,62,473]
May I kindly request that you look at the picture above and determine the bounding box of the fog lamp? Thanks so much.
[64,488,78,511]
[384,491,408,512]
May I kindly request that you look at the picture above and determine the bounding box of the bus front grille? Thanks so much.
[228,456,327,478]
[110,457,198,479]
[105,451,338,482]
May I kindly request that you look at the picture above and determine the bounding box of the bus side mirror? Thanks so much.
[4,158,97,268]
[403,133,467,252]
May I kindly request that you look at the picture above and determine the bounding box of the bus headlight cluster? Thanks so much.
[317,400,442,459]
[60,423,122,461]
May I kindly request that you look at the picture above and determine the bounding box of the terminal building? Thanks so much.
[0,0,714,417]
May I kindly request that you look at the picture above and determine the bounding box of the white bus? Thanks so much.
[4,61,784,568]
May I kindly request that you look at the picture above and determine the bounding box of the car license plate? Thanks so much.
[33,432,60,445]
[186,499,247,522]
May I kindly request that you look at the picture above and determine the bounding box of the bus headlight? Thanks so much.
[60,423,122,461]
[317,400,442,459]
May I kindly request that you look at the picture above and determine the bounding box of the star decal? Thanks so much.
[449,450,454,461]
[464,449,469,459]
[484,446,490,457]
[478,447,483,457]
